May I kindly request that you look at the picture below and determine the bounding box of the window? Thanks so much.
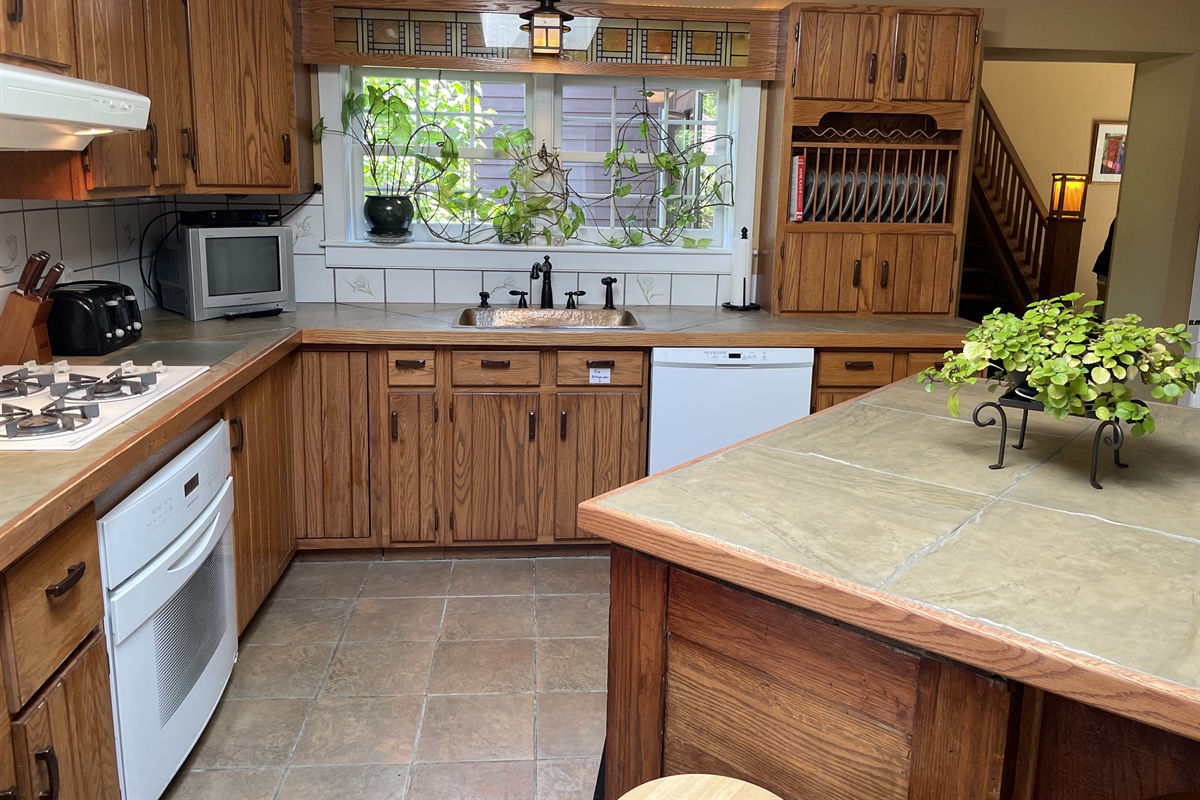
[342,69,736,248]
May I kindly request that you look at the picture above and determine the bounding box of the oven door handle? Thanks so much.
[168,506,225,575]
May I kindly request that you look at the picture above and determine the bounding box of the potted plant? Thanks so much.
[917,293,1200,435]
[313,82,460,242]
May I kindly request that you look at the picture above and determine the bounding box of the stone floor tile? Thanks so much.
[448,559,535,596]
[186,699,308,768]
[536,593,609,638]
[271,561,369,599]
[344,597,446,642]
[537,638,608,692]
[241,598,353,645]
[291,696,423,765]
[322,641,435,696]
[415,694,535,763]
[361,560,453,597]
[441,595,535,640]
[538,758,603,800]
[428,639,535,694]
[226,644,335,700]
[407,761,536,800]
[535,557,610,595]
[536,691,607,759]
[276,764,408,800]
[162,767,282,800]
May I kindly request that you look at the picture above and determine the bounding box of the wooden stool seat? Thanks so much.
[618,774,783,800]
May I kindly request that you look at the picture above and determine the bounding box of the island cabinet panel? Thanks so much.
[553,392,644,539]
[386,391,438,544]
[449,392,539,542]
[295,350,374,547]
[0,0,75,73]
[224,359,296,634]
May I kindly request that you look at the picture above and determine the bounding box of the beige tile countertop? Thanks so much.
[0,303,970,570]
[578,379,1200,741]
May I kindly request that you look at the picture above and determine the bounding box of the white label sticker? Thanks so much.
[589,367,612,384]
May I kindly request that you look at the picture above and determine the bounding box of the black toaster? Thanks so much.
[46,281,143,356]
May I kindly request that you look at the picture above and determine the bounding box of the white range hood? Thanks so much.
[0,63,150,151]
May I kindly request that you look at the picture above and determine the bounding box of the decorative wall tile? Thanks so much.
[335,268,384,302]
[58,207,92,268]
[0,211,27,283]
[434,270,483,304]
[483,271,533,302]
[138,201,169,258]
[294,254,334,302]
[578,273,624,307]
[290,206,325,255]
[23,209,61,266]
[88,205,119,266]
[629,273,669,305]
[114,203,142,262]
[385,268,433,303]
[670,273,718,306]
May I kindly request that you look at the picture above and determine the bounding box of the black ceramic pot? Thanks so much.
[364,195,414,239]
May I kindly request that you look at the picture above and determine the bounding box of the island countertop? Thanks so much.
[578,378,1200,740]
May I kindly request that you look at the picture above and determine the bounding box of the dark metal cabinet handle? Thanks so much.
[897,52,908,83]
[868,53,877,84]
[560,410,568,440]
[45,563,86,598]
[880,260,890,288]
[230,416,244,453]
[845,360,876,371]
[181,127,197,172]
[585,360,615,369]
[391,411,399,441]
[393,359,426,369]
[0,783,19,799]
[480,359,510,369]
[282,133,292,165]
[852,259,861,287]
[35,745,58,800]
[528,411,536,441]
[7,0,23,23]
[146,122,159,171]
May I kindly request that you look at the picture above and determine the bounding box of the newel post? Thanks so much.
[1040,217,1085,299]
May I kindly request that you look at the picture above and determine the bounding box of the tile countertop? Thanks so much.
[579,379,1200,740]
[0,304,971,568]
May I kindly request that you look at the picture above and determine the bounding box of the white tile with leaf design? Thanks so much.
[629,274,669,305]
[334,268,384,303]
[0,211,27,282]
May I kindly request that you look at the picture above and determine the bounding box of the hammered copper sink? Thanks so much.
[453,307,644,330]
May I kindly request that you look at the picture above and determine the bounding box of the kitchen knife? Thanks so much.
[34,263,64,300]
[15,251,49,295]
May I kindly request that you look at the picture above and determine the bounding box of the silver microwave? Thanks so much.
[157,225,295,321]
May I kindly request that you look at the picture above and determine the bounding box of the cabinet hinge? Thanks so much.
[448,403,454,422]
[777,287,783,302]
[780,243,785,260]
[433,402,439,423]
[969,74,975,91]
[974,27,980,43]
[794,22,799,41]
[953,245,958,261]
[81,147,92,173]
[449,511,455,530]
[790,69,795,88]
[639,405,644,422]
[434,510,439,532]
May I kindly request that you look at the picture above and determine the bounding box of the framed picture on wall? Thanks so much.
[1090,121,1128,183]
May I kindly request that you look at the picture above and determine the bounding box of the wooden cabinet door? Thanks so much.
[295,351,374,546]
[450,392,538,542]
[187,0,296,188]
[554,392,644,539]
[778,233,865,313]
[814,388,869,412]
[793,11,881,101]
[11,632,119,800]
[226,360,296,634]
[0,0,75,73]
[74,0,153,190]
[871,233,956,314]
[890,13,979,102]
[0,696,16,799]
[387,391,438,545]
[143,0,194,188]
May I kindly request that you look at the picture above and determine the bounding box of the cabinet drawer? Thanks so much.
[817,352,895,387]
[387,349,436,386]
[452,350,541,386]
[557,350,644,387]
[1,507,103,713]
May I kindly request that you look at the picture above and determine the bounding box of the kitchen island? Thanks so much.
[578,379,1200,800]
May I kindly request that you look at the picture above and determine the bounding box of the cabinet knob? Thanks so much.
[230,416,245,454]
[480,359,510,369]
[560,410,568,440]
[282,133,292,165]
[867,53,877,84]
[897,52,908,83]
[880,260,890,288]
[852,259,861,287]
[845,360,875,371]
[44,563,86,599]
[35,744,59,800]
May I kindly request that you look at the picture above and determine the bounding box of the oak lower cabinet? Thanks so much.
[386,390,438,545]
[10,631,119,800]
[295,350,375,548]
[223,359,297,634]
[812,349,948,412]
[0,0,75,73]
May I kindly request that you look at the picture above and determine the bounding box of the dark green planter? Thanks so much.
[364,195,414,242]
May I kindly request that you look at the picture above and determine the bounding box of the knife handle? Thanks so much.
[16,251,48,294]
[35,263,64,300]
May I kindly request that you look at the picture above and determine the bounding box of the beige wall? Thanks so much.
[981,61,1134,302]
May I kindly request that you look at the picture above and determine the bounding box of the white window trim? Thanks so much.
[316,65,761,275]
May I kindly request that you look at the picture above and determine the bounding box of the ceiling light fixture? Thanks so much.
[519,0,573,56]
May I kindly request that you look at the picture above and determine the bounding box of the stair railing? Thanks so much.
[973,91,1081,300]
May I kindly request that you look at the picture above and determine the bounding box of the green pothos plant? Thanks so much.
[917,293,1200,435]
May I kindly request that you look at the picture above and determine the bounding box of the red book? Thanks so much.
[792,155,805,222]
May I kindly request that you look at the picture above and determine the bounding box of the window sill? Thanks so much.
[320,239,735,274]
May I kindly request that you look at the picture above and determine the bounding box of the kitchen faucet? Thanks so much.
[530,255,554,309]
[601,276,618,310]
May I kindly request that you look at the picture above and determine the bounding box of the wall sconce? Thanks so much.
[520,0,573,56]
[1049,173,1088,218]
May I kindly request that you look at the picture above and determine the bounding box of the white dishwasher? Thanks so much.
[648,347,814,474]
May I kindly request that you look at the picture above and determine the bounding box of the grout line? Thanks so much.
[532,559,541,800]
[403,562,451,800]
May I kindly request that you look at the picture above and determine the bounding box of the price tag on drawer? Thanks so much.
[589,367,612,384]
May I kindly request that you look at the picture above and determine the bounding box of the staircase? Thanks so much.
[959,91,1084,320]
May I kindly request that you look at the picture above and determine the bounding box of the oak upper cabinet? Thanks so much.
[187,0,297,189]
[889,12,980,102]
[10,632,120,800]
[0,0,75,74]
[870,233,956,313]
[450,391,540,542]
[793,10,881,101]
[143,0,194,188]
[224,359,296,634]
[295,350,375,548]
[387,391,438,545]
[779,232,866,313]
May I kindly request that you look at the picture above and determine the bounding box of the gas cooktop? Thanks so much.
[0,360,209,451]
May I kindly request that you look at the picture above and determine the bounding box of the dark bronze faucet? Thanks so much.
[565,290,586,309]
[530,255,554,309]
[601,276,618,310]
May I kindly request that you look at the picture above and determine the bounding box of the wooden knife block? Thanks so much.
[0,293,53,365]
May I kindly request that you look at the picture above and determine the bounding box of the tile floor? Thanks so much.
[164,556,610,800]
